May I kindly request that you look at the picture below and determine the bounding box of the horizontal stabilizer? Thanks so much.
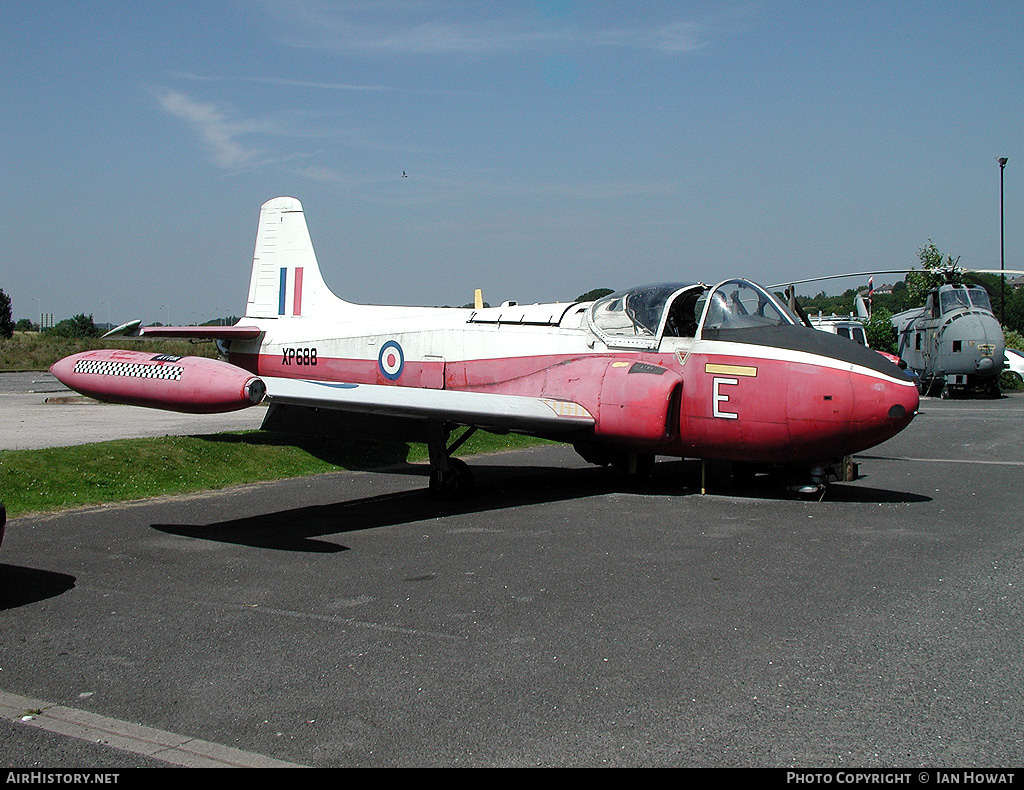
[139,325,264,340]
[102,322,263,341]
[102,319,143,338]
[263,377,594,434]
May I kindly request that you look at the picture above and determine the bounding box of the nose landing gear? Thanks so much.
[785,459,859,500]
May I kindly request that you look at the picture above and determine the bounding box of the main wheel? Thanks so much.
[610,451,655,478]
[428,457,474,500]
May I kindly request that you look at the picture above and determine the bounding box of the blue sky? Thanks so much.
[2,1,1021,325]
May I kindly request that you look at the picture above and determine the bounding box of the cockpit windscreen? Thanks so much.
[699,279,798,338]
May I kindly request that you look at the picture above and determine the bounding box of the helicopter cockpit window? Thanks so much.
[968,287,993,312]
[939,287,971,314]
[699,279,796,339]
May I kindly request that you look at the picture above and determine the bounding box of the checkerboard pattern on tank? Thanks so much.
[73,359,184,381]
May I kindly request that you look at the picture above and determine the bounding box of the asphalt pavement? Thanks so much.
[2,383,1024,768]
[0,371,266,450]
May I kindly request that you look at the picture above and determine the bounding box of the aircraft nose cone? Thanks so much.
[884,378,919,431]
[844,372,918,455]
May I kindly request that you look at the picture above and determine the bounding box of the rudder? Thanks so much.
[245,197,348,319]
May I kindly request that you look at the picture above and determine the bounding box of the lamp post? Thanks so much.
[998,157,1008,324]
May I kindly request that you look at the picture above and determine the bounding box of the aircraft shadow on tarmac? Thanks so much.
[197,429,415,471]
[0,565,76,610]
[150,458,930,552]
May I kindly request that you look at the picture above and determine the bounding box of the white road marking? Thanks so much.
[0,690,306,768]
[859,455,1024,467]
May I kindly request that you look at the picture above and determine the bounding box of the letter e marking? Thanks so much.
[713,377,739,419]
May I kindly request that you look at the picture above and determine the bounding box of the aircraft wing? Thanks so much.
[262,377,595,434]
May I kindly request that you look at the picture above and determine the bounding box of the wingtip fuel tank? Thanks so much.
[50,350,266,414]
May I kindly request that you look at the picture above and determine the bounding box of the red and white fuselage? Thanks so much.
[52,197,918,478]
[222,295,917,465]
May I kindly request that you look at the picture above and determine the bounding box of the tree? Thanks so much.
[889,279,919,313]
[202,315,241,326]
[0,289,13,339]
[1005,286,1024,334]
[904,240,949,307]
[576,288,614,302]
[798,288,859,318]
[864,307,897,354]
[49,313,101,338]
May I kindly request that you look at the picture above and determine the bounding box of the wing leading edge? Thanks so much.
[262,377,594,434]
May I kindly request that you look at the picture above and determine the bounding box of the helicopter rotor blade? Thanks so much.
[772,268,1024,289]
[770,270,915,289]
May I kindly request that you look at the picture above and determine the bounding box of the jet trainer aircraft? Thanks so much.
[52,197,920,497]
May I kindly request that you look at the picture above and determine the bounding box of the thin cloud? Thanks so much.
[350,20,560,55]
[267,4,712,58]
[594,22,710,55]
[155,88,428,180]
[157,90,267,169]
[167,71,393,93]
[253,77,393,92]
[348,21,707,57]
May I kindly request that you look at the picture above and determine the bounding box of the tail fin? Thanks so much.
[245,197,349,319]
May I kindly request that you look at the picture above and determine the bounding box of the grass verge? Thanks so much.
[0,332,218,372]
[0,430,552,518]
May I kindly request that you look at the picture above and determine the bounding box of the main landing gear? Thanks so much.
[573,443,656,480]
[427,424,477,500]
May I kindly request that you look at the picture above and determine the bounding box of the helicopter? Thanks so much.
[775,261,1024,399]
[893,277,1004,398]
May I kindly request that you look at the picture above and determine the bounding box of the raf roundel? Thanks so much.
[378,340,404,380]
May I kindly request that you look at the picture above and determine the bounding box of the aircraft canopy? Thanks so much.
[700,279,799,338]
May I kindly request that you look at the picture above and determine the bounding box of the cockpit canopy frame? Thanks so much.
[698,278,801,339]
[588,282,704,349]
[587,278,799,349]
